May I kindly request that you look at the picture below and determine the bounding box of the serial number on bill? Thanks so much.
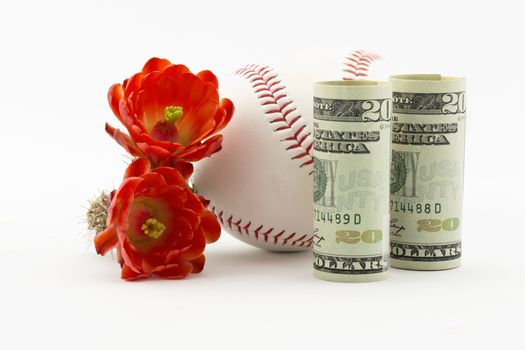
[313,209,361,224]
[390,201,442,214]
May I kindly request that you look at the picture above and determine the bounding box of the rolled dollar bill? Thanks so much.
[389,74,466,270]
[313,81,391,282]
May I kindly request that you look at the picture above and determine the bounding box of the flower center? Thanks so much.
[141,218,166,239]
[164,106,183,123]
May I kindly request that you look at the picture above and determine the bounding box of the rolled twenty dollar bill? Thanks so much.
[313,81,391,282]
[389,74,466,270]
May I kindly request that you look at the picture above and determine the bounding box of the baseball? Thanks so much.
[193,48,389,251]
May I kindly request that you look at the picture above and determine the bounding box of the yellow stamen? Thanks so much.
[164,106,183,123]
[141,218,166,239]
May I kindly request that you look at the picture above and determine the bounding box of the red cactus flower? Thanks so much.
[106,57,234,166]
[94,158,221,280]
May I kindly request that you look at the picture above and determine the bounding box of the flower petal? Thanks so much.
[197,70,219,89]
[215,98,235,133]
[105,178,140,231]
[116,245,124,266]
[202,98,234,141]
[158,159,194,180]
[113,177,144,239]
[133,172,166,195]
[163,64,191,77]
[117,99,145,131]
[108,84,124,123]
[133,72,163,131]
[122,72,144,99]
[199,210,221,243]
[177,98,218,145]
[190,255,206,274]
[105,123,142,157]
[120,239,144,274]
[136,142,173,163]
[94,225,118,255]
[179,230,206,261]
[153,260,193,279]
[142,57,172,74]
[121,263,149,281]
[124,158,151,179]
[175,134,223,161]
[130,124,182,153]
[152,166,187,186]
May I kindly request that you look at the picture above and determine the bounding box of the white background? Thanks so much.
[1,0,524,348]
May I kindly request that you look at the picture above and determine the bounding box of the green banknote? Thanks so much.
[390,74,466,270]
[313,81,391,282]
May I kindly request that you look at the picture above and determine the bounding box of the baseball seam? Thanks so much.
[234,64,314,169]
[343,50,381,80]
[211,206,314,248]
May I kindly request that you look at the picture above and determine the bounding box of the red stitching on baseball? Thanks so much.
[226,215,243,234]
[235,65,313,169]
[291,234,307,246]
[260,228,273,241]
[343,50,381,81]
[301,237,314,247]
[253,225,262,240]
[242,222,251,235]
[272,230,284,244]
[282,232,296,246]
[211,206,313,248]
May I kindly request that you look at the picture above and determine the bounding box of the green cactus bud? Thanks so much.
[86,191,111,235]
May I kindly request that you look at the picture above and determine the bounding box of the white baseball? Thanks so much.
[193,49,389,251]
